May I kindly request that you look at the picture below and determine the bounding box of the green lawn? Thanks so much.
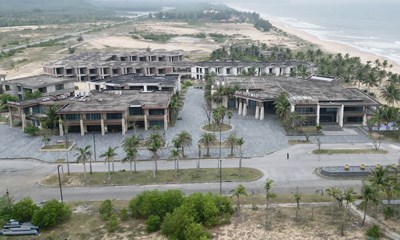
[202,123,232,132]
[312,149,388,154]
[41,167,262,187]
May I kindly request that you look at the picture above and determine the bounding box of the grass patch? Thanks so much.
[312,149,388,154]
[202,123,232,132]
[288,140,311,145]
[209,33,226,43]
[141,33,177,42]
[41,167,262,187]
[41,143,69,150]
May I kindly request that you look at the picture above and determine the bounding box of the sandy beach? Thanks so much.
[270,19,400,74]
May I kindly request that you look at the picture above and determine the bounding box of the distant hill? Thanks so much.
[0,0,96,13]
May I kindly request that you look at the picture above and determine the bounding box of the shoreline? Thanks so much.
[226,3,400,74]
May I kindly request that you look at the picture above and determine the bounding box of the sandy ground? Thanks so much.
[271,20,400,75]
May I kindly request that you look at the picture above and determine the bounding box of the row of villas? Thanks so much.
[6,75,181,136]
[214,76,380,127]
[42,50,316,81]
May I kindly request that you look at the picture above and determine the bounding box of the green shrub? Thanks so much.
[129,190,184,219]
[12,198,39,222]
[99,200,113,221]
[366,224,381,239]
[184,222,209,240]
[0,194,14,226]
[24,125,39,136]
[383,206,395,219]
[119,208,128,221]
[32,200,71,229]
[107,214,118,233]
[146,215,161,233]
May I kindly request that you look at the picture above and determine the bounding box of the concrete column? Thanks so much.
[260,105,265,120]
[80,114,84,136]
[363,114,367,126]
[59,120,64,136]
[29,107,33,115]
[255,104,260,119]
[21,113,26,130]
[339,105,344,127]
[290,105,295,112]
[8,107,13,127]
[144,85,148,92]
[121,118,126,135]
[238,100,243,115]
[164,113,168,130]
[235,99,238,109]
[144,109,149,131]
[243,102,247,116]
[316,104,320,125]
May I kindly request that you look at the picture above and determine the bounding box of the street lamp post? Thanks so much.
[93,132,97,162]
[219,159,222,195]
[57,165,64,203]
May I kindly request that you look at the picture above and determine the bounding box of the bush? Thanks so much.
[129,190,184,219]
[107,214,118,233]
[12,198,39,222]
[366,224,381,239]
[99,200,113,221]
[119,208,128,221]
[24,125,39,136]
[146,215,161,233]
[32,200,71,229]
[383,206,395,219]
[0,194,14,226]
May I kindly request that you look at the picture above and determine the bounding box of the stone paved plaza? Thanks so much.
[0,87,371,162]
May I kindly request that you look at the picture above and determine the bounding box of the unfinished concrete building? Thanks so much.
[43,49,185,81]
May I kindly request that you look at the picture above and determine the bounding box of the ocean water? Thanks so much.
[226,1,400,64]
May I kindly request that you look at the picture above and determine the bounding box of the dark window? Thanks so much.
[139,56,147,62]
[149,120,164,127]
[129,107,143,115]
[32,105,42,114]
[66,114,80,120]
[5,85,11,91]
[106,113,122,120]
[344,106,363,112]
[24,107,30,114]
[295,106,316,115]
[346,117,363,123]
[17,86,22,92]
[131,56,137,61]
[149,109,164,115]
[55,84,64,90]
[86,113,101,120]
[38,87,47,93]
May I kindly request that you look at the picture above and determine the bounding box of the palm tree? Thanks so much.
[230,184,247,215]
[360,182,380,227]
[172,131,192,158]
[169,93,183,123]
[369,166,393,204]
[226,133,237,156]
[341,187,356,236]
[236,137,245,176]
[380,83,400,106]
[274,92,290,121]
[75,145,92,181]
[122,135,140,177]
[100,147,117,181]
[264,179,275,223]
[198,133,217,157]
[227,110,233,125]
[147,131,162,179]
[326,187,342,223]
[45,105,60,134]
[170,147,180,178]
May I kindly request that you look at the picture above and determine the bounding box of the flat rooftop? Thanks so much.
[91,74,179,86]
[194,60,315,68]
[58,90,172,113]
[5,75,75,88]
[219,76,380,106]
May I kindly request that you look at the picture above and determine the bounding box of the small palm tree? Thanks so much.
[172,131,192,158]
[230,184,247,215]
[227,110,233,125]
[236,137,245,176]
[360,181,380,227]
[341,187,356,236]
[264,179,275,224]
[326,187,342,223]
[100,147,117,181]
[170,147,180,178]
[122,135,140,177]
[198,133,217,157]
[226,133,237,156]
[147,131,162,179]
[75,145,92,181]
[293,188,302,219]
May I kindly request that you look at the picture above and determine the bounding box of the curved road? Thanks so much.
[1,142,398,202]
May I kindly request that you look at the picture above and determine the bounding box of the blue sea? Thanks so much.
[225,1,400,64]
